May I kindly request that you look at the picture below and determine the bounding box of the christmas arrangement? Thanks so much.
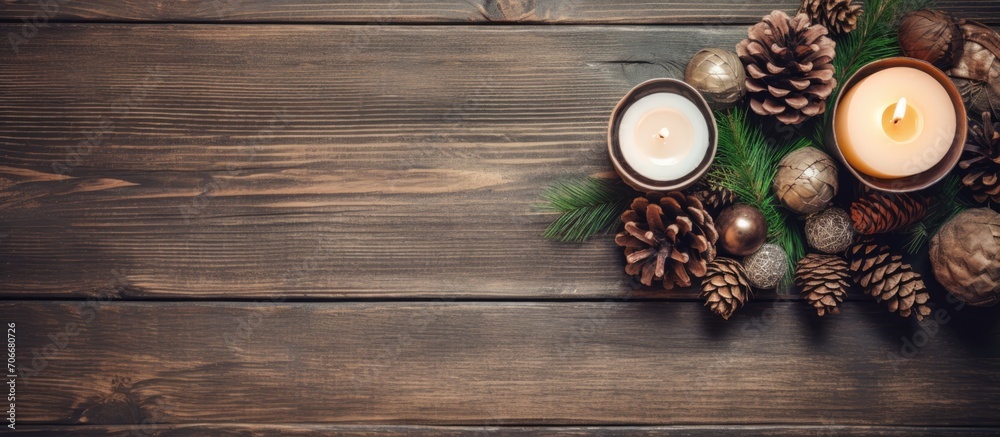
[541,0,1000,319]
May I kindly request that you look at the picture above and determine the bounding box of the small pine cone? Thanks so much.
[689,182,736,215]
[615,192,719,289]
[800,0,862,35]
[736,11,837,125]
[847,239,932,320]
[700,258,752,320]
[958,111,1000,204]
[795,253,850,316]
[850,191,930,235]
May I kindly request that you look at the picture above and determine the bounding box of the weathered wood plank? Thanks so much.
[11,425,1000,436]
[0,0,997,24]
[1,24,764,299]
[5,301,999,425]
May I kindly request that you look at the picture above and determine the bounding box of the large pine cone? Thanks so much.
[615,192,719,289]
[701,258,752,320]
[800,0,862,35]
[959,111,1000,204]
[736,11,837,125]
[847,239,932,320]
[850,191,930,235]
[795,253,850,316]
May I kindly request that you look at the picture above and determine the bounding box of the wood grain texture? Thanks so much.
[6,301,1000,425]
[11,425,1000,436]
[0,0,997,24]
[2,24,757,300]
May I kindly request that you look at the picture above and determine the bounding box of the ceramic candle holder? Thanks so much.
[826,57,967,192]
[608,78,718,193]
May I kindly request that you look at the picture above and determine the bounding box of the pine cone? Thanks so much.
[959,111,1000,204]
[800,0,862,35]
[689,182,736,215]
[847,239,932,320]
[795,253,850,316]
[736,11,837,125]
[615,192,719,289]
[850,191,930,235]
[700,258,752,320]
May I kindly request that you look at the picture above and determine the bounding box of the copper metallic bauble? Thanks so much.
[805,207,856,254]
[898,9,964,70]
[929,208,1000,307]
[742,243,788,289]
[773,147,839,215]
[684,48,747,110]
[715,204,768,256]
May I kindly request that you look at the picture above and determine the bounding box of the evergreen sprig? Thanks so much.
[540,177,635,242]
[710,107,810,272]
[902,175,973,253]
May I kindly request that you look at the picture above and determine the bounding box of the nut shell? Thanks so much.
[929,208,1000,307]
[948,20,1000,116]
[685,48,747,110]
[773,147,839,215]
[898,9,964,70]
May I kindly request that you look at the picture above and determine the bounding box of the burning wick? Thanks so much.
[891,97,907,125]
[657,127,670,139]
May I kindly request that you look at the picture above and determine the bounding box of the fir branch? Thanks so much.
[540,177,635,242]
[709,107,810,272]
[902,175,973,254]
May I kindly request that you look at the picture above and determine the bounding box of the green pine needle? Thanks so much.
[902,175,973,254]
[710,107,810,273]
[540,177,635,242]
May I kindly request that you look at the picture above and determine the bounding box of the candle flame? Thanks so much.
[657,127,670,139]
[891,97,907,124]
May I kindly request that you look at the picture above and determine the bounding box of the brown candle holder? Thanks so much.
[608,78,717,193]
[826,57,967,193]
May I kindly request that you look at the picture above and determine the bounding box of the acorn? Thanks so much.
[898,9,964,70]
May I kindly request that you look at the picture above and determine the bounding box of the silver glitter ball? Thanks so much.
[805,207,856,254]
[684,48,747,110]
[742,243,788,289]
[773,147,839,215]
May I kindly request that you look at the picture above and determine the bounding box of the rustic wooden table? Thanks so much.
[3,1,1000,435]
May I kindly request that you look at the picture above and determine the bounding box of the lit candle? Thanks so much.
[834,65,958,179]
[609,79,716,192]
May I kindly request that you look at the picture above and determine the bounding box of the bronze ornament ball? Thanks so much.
[715,204,768,256]
[684,48,747,110]
[742,243,788,289]
[773,147,839,215]
[805,207,856,254]
[929,208,1000,307]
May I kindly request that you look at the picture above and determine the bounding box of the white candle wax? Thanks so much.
[618,93,710,182]
[835,66,957,179]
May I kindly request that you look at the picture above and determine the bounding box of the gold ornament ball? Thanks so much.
[715,204,768,257]
[684,48,747,110]
[929,208,1000,307]
[742,243,788,289]
[805,207,856,254]
[773,147,839,215]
